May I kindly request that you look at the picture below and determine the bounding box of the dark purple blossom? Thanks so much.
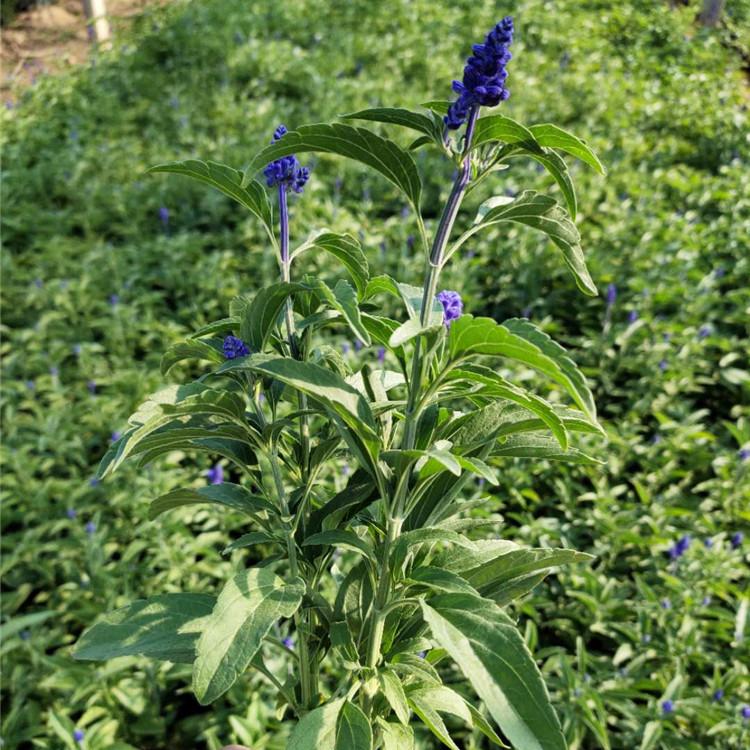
[704,538,714,548]
[377,347,386,364]
[354,340,363,352]
[731,531,744,549]
[437,290,463,326]
[67,508,78,520]
[606,283,617,306]
[658,359,668,372]
[342,342,351,355]
[73,729,85,743]
[713,688,724,701]
[89,477,100,487]
[263,125,310,193]
[85,521,96,535]
[222,335,249,359]
[627,310,638,323]
[742,705,750,720]
[738,448,750,461]
[661,700,674,715]
[111,431,122,442]
[109,294,119,306]
[702,595,712,606]
[158,206,170,226]
[668,534,691,560]
[660,598,671,610]
[206,464,224,485]
[698,324,711,339]
[642,634,651,644]
[87,380,97,394]
[282,636,294,649]
[445,17,514,129]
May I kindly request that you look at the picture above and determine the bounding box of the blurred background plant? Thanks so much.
[1,0,748,748]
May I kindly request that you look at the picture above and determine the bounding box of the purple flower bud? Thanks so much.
[206,464,224,485]
[377,347,386,364]
[738,448,750,461]
[73,729,85,743]
[606,283,617,306]
[50,366,59,377]
[282,636,294,649]
[663,333,671,342]
[627,310,638,324]
[651,433,662,444]
[109,294,120,306]
[742,705,750,720]
[158,206,170,226]
[698,324,711,340]
[702,595,711,606]
[222,335,249,359]
[354,340,363,352]
[714,267,725,278]
[713,688,724,701]
[110,431,122,442]
[406,235,415,250]
[342,462,350,476]
[642,634,651,644]
[89,477,100,487]
[87,380,97,394]
[661,699,674,715]
[34,278,43,288]
[658,359,668,372]
[263,125,310,193]
[67,508,78,519]
[25,379,35,390]
[72,344,82,356]
[437,290,463,327]
[342,342,351,355]
[417,650,426,659]
[85,521,96,535]
[731,531,744,549]
[704,538,713,548]
[660,598,671,610]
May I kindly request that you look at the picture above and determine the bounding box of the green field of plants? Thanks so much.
[2,0,749,748]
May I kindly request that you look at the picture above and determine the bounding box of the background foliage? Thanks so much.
[1,0,749,748]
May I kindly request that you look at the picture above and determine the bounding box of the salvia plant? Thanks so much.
[74,17,607,749]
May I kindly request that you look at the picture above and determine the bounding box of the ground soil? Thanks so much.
[1,0,163,99]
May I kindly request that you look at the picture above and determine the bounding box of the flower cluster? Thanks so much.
[262,125,310,193]
[437,290,463,326]
[222,335,249,359]
[445,17,514,130]
[668,534,691,560]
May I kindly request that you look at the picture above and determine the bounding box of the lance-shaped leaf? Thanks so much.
[335,701,372,749]
[494,433,600,464]
[379,721,416,750]
[74,594,215,663]
[149,160,274,242]
[161,339,224,375]
[292,231,369,296]
[471,114,541,151]
[308,277,371,345]
[287,699,345,750]
[448,315,598,423]
[421,594,567,750]
[508,147,577,218]
[148,483,278,521]
[342,107,443,143]
[528,123,606,174]
[302,530,376,561]
[243,123,422,211]
[239,282,308,352]
[193,567,304,704]
[452,190,596,296]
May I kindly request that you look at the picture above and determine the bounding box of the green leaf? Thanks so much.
[241,282,306,352]
[243,124,422,211]
[148,483,277,520]
[193,567,304,704]
[149,160,274,242]
[335,701,372,750]
[528,123,606,174]
[189,317,239,339]
[494,433,601,464]
[509,147,577,219]
[471,114,541,151]
[292,231,369,296]
[0,610,54,640]
[73,594,214,663]
[453,190,596,296]
[161,339,224,375]
[379,721,416,750]
[464,548,593,605]
[396,281,443,326]
[379,669,411,725]
[342,107,441,142]
[448,315,598,423]
[407,685,472,750]
[421,594,566,750]
[309,278,371,346]
[223,532,280,554]
[302,530,375,561]
[391,528,477,572]
[287,699,345,750]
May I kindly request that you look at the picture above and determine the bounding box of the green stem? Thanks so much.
[403,107,480,450]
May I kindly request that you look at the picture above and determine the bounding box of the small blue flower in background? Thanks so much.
[651,433,662,445]
[25,379,35,390]
[206,464,224,485]
[158,206,170,226]
[642,634,651,644]
[73,728,85,743]
[437,290,463,327]
[704,538,713,548]
[698,324,711,340]
[661,700,674,715]
[34,277,44,288]
[89,477,100,487]
[658,359,668,372]
[668,534,691,560]
[712,688,724,701]
[109,294,120,306]
[263,125,311,194]
[445,16,514,129]
[742,705,750,720]
[660,598,671,610]
[663,333,671,342]
[87,380,97,394]
[627,310,638,324]
[606,283,617,307]
[714,267,725,278]
[702,595,712,606]
[67,508,78,520]
[739,448,750,461]
[72,343,82,356]
[731,531,744,549]
[342,462,350,476]
[342,341,351,355]
[50,366,59,377]
[377,347,386,365]
[407,235,415,250]
[85,521,96,535]
[354,340,363,352]
[417,650,426,659]
[222,335,249,359]
[282,637,294,649]
[111,431,122,442]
